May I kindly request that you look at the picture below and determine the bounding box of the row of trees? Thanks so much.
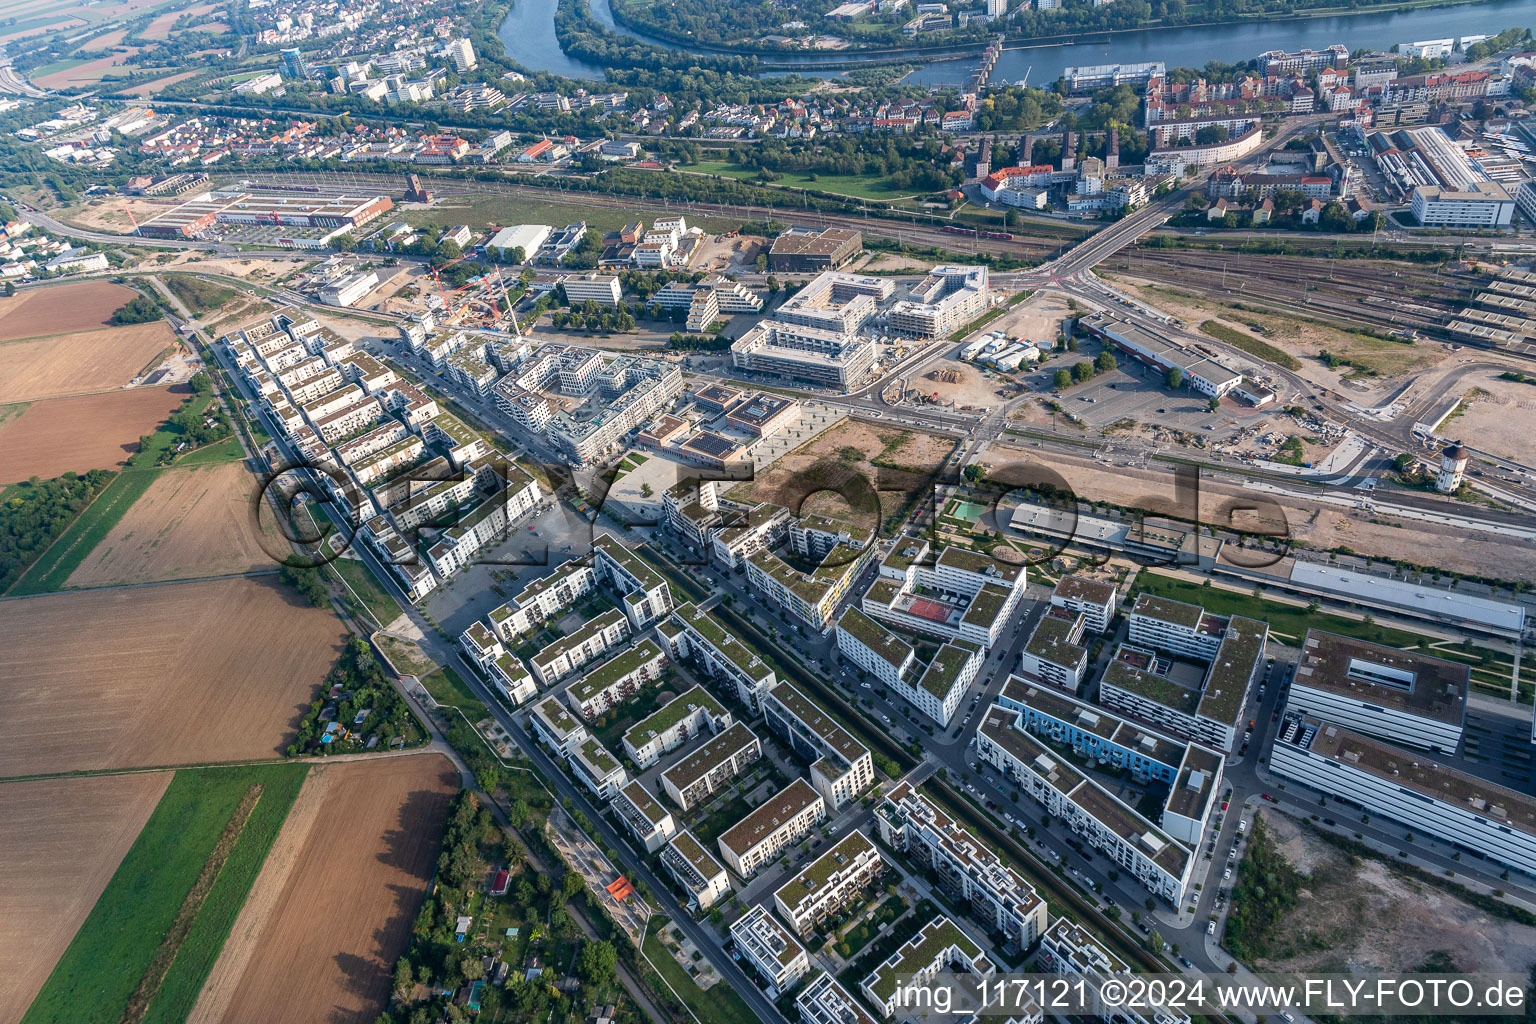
[0,469,115,591]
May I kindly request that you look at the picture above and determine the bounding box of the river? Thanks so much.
[499,0,1536,85]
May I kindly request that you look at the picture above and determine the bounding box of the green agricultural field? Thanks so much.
[689,161,917,202]
[22,763,309,1024]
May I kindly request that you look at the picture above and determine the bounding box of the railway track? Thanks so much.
[1101,246,1479,336]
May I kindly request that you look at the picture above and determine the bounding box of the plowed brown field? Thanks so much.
[0,386,188,483]
[0,577,346,777]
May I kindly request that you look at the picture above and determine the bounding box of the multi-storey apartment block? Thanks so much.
[887,265,989,338]
[1287,629,1467,752]
[613,780,677,852]
[977,707,1194,905]
[593,535,675,630]
[530,608,630,686]
[746,539,873,634]
[529,694,590,757]
[861,917,996,1019]
[660,721,762,811]
[730,904,811,998]
[1050,574,1119,633]
[797,973,878,1024]
[622,684,731,768]
[877,782,1048,946]
[1017,607,1090,693]
[661,603,777,710]
[863,544,1025,648]
[487,560,599,640]
[569,736,629,800]
[773,829,883,937]
[762,682,875,810]
[905,639,983,727]
[995,677,1189,783]
[1038,919,1191,1024]
[1099,598,1267,753]
[458,621,537,705]
[565,638,666,720]
[662,829,733,911]
[717,778,826,877]
[836,606,916,688]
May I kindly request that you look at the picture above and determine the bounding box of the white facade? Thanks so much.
[662,830,732,910]
[731,904,811,997]
[773,830,884,937]
[1411,183,1514,228]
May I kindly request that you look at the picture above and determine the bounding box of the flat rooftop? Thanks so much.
[838,606,914,670]
[863,917,988,1003]
[1291,715,1536,837]
[917,639,980,699]
[623,684,724,749]
[1131,593,1205,629]
[1295,629,1469,727]
[1196,616,1267,727]
[1023,608,1086,667]
[1004,678,1187,768]
[775,829,878,916]
[1163,743,1223,821]
[719,778,821,856]
[1101,646,1202,715]
[1053,574,1118,606]
[769,681,868,764]
[660,721,759,790]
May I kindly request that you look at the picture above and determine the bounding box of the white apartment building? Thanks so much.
[717,778,826,877]
[878,782,1049,946]
[774,829,884,937]
[1051,574,1119,632]
[529,694,590,757]
[1038,919,1192,1024]
[861,917,996,1019]
[863,544,1026,648]
[1017,607,1089,692]
[746,540,873,634]
[1287,629,1467,752]
[662,603,777,711]
[977,707,1194,905]
[621,684,731,768]
[487,559,598,640]
[1271,714,1536,876]
[663,830,733,910]
[569,736,629,801]
[613,779,677,852]
[1161,742,1225,846]
[659,721,762,811]
[594,535,675,630]
[902,639,983,727]
[562,272,622,306]
[565,638,666,720]
[888,265,989,338]
[652,275,763,314]
[531,608,630,686]
[798,973,878,1024]
[762,681,876,810]
[731,320,876,389]
[730,904,811,997]
[458,621,538,705]
[995,677,1191,785]
[839,603,918,695]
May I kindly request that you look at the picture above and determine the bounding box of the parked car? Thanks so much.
[1207,921,1216,935]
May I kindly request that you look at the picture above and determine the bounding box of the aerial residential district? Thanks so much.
[9,0,1536,1022]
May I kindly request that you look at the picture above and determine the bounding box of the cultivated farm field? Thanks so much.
[0,772,172,1024]
[188,755,459,1024]
[0,386,188,483]
[0,321,176,403]
[0,577,347,776]
[65,460,281,587]
[0,280,135,341]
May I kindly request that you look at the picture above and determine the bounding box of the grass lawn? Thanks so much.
[835,894,904,957]
[174,435,245,465]
[22,763,309,1024]
[8,468,159,595]
[420,664,488,716]
[1130,571,1434,648]
[643,918,755,1024]
[325,552,404,628]
[689,161,916,202]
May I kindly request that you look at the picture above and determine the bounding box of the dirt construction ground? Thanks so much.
[0,577,347,777]
[1436,372,1536,464]
[0,386,188,484]
[0,771,172,1024]
[728,416,959,529]
[989,442,1536,581]
[187,755,458,1024]
[0,321,178,403]
[0,280,136,341]
[1255,810,1536,975]
[64,460,282,588]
